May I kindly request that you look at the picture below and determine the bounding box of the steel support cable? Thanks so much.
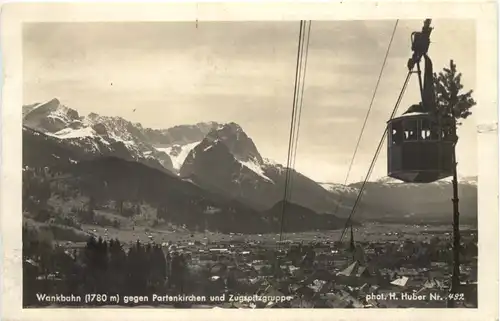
[281,21,312,246]
[332,20,399,221]
[280,21,309,245]
[278,21,305,246]
[339,71,412,243]
[339,71,412,242]
[286,21,308,201]
[289,21,312,181]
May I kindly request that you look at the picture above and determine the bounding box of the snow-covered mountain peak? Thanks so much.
[239,158,274,183]
[216,122,243,132]
[197,121,218,130]
[50,126,97,140]
[207,122,263,164]
[23,98,81,133]
[30,98,62,112]
[319,182,360,194]
[84,114,136,141]
[460,176,478,185]
[211,122,245,142]
[23,99,177,172]
[155,141,201,173]
[375,176,405,185]
[376,175,478,187]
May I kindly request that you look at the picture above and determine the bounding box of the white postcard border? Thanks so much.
[1,2,498,320]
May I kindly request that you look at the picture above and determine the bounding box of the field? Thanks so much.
[43,216,476,248]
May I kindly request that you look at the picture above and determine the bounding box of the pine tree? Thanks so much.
[434,60,476,307]
[116,200,123,215]
[84,236,98,293]
[433,60,477,130]
[107,238,126,294]
[88,196,96,212]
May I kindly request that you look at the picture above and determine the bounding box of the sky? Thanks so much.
[23,20,477,183]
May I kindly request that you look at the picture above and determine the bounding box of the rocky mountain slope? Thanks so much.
[349,177,478,224]
[318,176,478,224]
[23,154,347,233]
[179,122,348,215]
[22,98,219,174]
[23,98,478,227]
[23,100,348,216]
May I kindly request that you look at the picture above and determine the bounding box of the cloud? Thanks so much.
[23,19,477,183]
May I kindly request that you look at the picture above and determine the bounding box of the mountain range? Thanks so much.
[22,98,478,234]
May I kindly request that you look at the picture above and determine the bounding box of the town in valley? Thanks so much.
[21,19,478,309]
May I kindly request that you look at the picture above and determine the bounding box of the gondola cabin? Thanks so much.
[387,111,454,183]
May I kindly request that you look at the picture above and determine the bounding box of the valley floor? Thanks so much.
[22,220,478,309]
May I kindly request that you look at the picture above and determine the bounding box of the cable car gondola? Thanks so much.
[387,109,455,183]
[387,19,454,183]
[337,19,466,308]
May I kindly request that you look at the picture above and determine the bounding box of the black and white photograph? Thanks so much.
[1,2,498,319]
